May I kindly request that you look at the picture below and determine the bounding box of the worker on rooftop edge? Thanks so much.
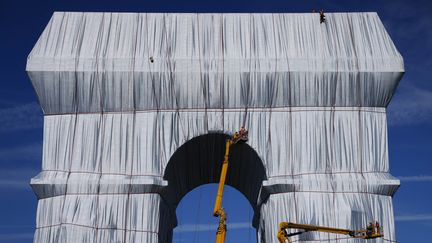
[320,10,326,24]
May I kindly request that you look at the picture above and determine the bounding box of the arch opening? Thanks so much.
[173,184,257,242]
[162,133,267,230]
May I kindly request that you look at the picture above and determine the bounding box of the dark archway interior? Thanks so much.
[162,133,267,226]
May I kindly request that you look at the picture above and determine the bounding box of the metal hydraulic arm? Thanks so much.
[213,127,248,243]
[277,221,384,243]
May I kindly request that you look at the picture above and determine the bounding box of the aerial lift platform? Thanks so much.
[277,221,383,243]
[213,127,248,243]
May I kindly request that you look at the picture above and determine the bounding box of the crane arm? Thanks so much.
[213,139,232,217]
[278,221,383,243]
[213,128,248,243]
[280,222,354,235]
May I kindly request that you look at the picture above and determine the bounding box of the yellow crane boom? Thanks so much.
[278,221,383,243]
[213,127,248,243]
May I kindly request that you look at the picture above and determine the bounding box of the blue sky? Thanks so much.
[0,0,431,242]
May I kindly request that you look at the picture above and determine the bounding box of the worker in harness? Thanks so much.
[213,127,248,243]
[320,10,326,24]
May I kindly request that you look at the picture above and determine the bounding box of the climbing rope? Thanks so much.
[192,188,204,243]
[248,205,251,242]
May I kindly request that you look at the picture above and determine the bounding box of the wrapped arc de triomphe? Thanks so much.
[27,12,403,242]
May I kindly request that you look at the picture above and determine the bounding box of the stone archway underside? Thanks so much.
[28,12,403,243]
